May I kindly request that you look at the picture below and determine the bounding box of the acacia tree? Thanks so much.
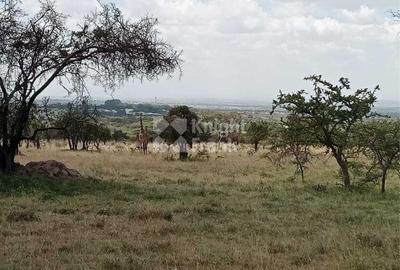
[0,0,181,171]
[272,75,378,187]
[80,122,111,151]
[269,115,314,181]
[356,120,400,193]
[246,121,270,151]
[112,129,129,142]
[24,97,60,149]
[56,101,106,151]
[161,106,198,160]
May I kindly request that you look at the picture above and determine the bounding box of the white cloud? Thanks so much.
[21,0,400,101]
[340,5,379,24]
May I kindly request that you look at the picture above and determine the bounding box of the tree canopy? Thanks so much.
[272,75,378,187]
[246,121,270,151]
[269,115,314,181]
[0,0,182,171]
[355,120,400,192]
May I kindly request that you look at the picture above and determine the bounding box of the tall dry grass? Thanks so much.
[1,141,397,269]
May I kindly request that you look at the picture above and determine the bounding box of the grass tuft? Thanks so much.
[6,210,40,222]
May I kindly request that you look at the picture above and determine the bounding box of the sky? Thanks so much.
[25,0,400,103]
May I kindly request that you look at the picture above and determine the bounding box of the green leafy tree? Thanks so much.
[56,101,112,151]
[269,115,314,181]
[272,75,378,187]
[246,121,270,151]
[167,106,199,146]
[112,129,129,142]
[355,120,400,193]
[80,122,112,150]
[160,106,199,160]
[24,98,60,149]
[97,125,112,146]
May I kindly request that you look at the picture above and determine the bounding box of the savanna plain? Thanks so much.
[1,142,399,270]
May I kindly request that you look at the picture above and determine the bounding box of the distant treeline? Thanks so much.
[47,99,171,116]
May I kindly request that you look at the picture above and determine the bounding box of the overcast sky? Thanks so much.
[26,0,400,103]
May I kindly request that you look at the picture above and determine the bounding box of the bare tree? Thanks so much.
[0,0,182,171]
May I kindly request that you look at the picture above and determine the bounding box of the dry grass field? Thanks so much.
[0,142,399,269]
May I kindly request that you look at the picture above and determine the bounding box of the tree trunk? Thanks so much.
[381,168,387,193]
[299,165,304,182]
[295,154,305,182]
[179,152,188,161]
[68,139,72,150]
[0,145,17,173]
[335,155,351,187]
[94,141,100,151]
[81,140,86,151]
[254,141,259,152]
[35,138,40,149]
[0,147,9,172]
[179,143,188,161]
[71,137,78,151]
